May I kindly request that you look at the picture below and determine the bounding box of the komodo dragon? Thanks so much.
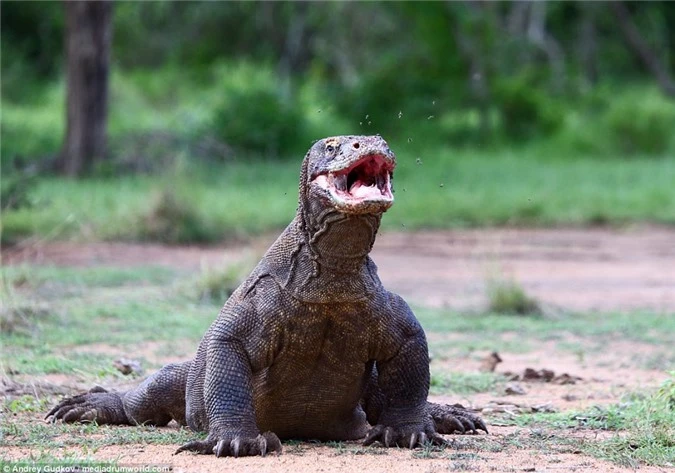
[47,135,487,457]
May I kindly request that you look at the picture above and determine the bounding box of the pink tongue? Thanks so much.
[350,181,382,199]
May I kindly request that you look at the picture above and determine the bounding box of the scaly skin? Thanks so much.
[46,135,487,457]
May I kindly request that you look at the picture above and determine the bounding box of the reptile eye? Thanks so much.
[326,145,335,153]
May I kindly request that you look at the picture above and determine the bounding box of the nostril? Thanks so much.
[353,143,360,149]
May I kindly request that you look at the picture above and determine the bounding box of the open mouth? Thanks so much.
[312,154,394,208]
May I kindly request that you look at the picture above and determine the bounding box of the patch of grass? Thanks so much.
[417,308,675,346]
[132,188,221,244]
[326,441,388,456]
[194,261,250,304]
[584,395,674,468]
[411,442,450,459]
[486,278,540,316]
[504,389,675,468]
[656,371,675,408]
[430,372,503,396]
[0,300,51,335]
[4,350,123,377]
[3,265,178,290]
[4,146,675,245]
[4,395,50,414]
[1,162,299,244]
[2,413,201,449]
[0,266,218,379]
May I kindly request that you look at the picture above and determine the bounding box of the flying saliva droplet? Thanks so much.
[439,183,444,188]
[401,223,406,228]
[317,109,322,113]
[427,115,434,120]
[368,121,372,125]
[359,122,363,126]
[365,114,369,120]
[415,158,422,165]
[408,137,413,143]
[432,100,436,106]
[403,187,407,192]
[398,111,403,119]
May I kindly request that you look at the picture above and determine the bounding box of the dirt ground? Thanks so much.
[7,226,675,312]
[3,226,675,472]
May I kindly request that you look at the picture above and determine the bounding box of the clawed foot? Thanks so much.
[363,424,446,448]
[45,386,128,425]
[429,402,488,434]
[176,431,282,457]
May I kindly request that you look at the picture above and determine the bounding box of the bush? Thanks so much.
[210,63,309,158]
[605,90,675,155]
[552,86,675,157]
[487,278,541,316]
[134,188,219,244]
[493,73,565,141]
[1,172,36,211]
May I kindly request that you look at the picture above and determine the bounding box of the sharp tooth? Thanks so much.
[376,175,384,190]
[336,174,347,191]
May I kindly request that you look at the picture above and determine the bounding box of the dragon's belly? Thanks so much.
[250,314,372,440]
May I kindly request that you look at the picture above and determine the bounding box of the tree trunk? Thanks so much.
[610,2,675,97]
[59,0,113,177]
[578,4,598,86]
[278,2,309,102]
[527,2,565,92]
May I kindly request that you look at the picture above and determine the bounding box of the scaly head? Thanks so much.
[301,135,396,215]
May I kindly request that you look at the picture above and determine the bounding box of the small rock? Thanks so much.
[532,403,557,413]
[523,368,555,382]
[505,382,527,395]
[552,373,582,385]
[502,371,520,381]
[113,358,143,376]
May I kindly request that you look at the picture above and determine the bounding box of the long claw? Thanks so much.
[363,425,384,446]
[231,437,241,458]
[45,405,60,420]
[461,417,476,434]
[258,435,268,457]
[430,433,448,446]
[418,432,428,446]
[383,427,394,448]
[214,439,228,457]
[176,440,214,455]
[409,432,418,449]
[263,432,282,454]
[475,418,489,434]
[63,407,91,423]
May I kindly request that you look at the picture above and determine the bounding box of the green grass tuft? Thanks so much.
[193,261,249,304]
[430,372,503,395]
[486,278,541,316]
[133,188,220,244]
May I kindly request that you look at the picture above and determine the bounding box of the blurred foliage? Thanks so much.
[133,188,219,244]
[210,63,309,157]
[3,1,675,161]
[605,90,675,155]
[493,72,565,140]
